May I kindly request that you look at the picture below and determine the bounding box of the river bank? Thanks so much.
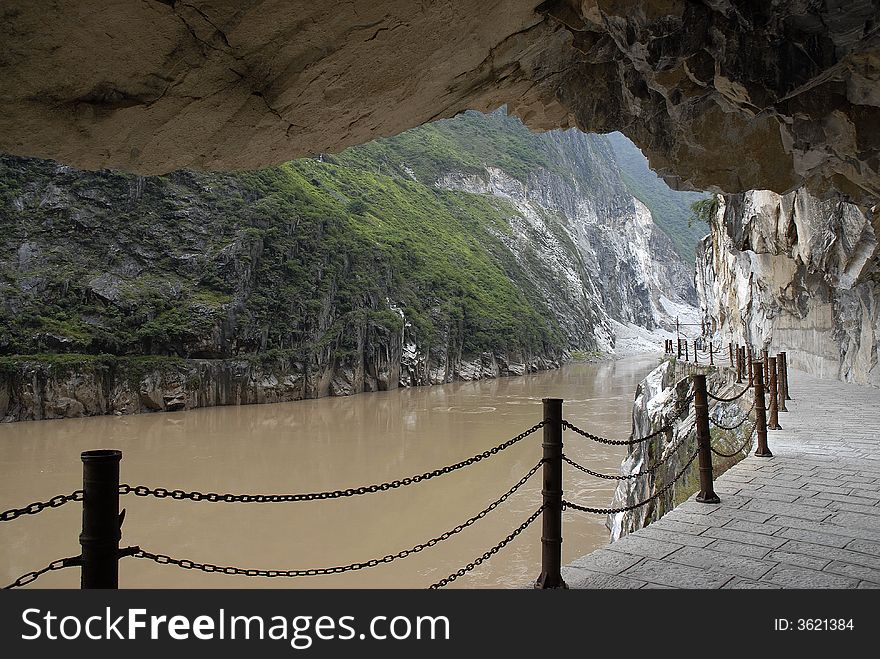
[0,349,566,423]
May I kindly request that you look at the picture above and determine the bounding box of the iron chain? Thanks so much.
[3,555,81,589]
[1,490,83,523]
[709,397,756,431]
[707,382,753,403]
[711,422,758,458]
[128,461,545,580]
[562,393,693,446]
[119,423,544,504]
[562,447,700,515]
[429,505,545,589]
[561,422,696,480]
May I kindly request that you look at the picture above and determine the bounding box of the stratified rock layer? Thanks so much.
[2,1,879,204]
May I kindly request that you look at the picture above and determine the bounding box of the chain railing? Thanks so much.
[3,356,787,590]
[126,460,544,582]
[562,447,700,515]
[562,393,693,446]
[118,423,544,505]
[560,422,695,480]
[1,490,83,522]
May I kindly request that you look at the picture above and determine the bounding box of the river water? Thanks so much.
[0,354,659,589]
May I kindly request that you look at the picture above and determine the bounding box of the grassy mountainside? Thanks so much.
[0,125,575,363]
[606,131,708,261]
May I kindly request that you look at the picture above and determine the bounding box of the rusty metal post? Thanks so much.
[753,363,773,457]
[535,398,567,589]
[693,339,698,364]
[747,354,753,387]
[693,374,720,504]
[781,351,792,400]
[685,340,689,361]
[709,342,714,366]
[777,355,788,413]
[762,349,769,384]
[677,338,682,359]
[80,449,122,589]
[735,346,743,383]
[768,357,782,430]
[729,342,734,367]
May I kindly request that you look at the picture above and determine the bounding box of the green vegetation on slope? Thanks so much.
[329,109,573,186]
[0,144,566,361]
[606,131,708,261]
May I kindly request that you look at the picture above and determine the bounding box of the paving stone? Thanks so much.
[744,499,833,521]
[761,564,860,589]
[560,567,647,589]
[775,527,852,548]
[663,545,775,580]
[713,484,742,495]
[702,527,788,548]
[723,519,783,536]
[722,578,778,589]
[636,526,714,548]
[812,491,880,505]
[824,500,880,516]
[758,484,819,498]
[606,535,682,560]
[774,540,880,571]
[858,581,880,589]
[791,495,834,509]
[704,539,769,559]
[826,510,880,530]
[622,559,733,589]
[764,550,830,571]
[663,511,732,527]
[765,515,880,543]
[823,561,880,585]
[569,549,644,575]
[845,538,880,555]
[648,519,710,535]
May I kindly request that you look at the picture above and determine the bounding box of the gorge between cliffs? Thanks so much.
[0,110,699,422]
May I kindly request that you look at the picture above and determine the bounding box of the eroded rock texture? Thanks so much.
[696,189,879,385]
[2,1,879,204]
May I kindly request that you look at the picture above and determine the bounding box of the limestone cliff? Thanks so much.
[695,190,879,386]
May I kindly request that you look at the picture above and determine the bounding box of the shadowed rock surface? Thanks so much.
[2,1,879,204]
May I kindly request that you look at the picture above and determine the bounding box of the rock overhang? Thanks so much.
[1,0,878,206]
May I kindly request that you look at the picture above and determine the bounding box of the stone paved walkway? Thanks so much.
[563,369,880,589]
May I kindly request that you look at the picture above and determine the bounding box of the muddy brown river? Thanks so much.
[0,355,659,589]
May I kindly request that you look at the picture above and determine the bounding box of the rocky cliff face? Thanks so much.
[0,111,695,421]
[2,2,878,207]
[695,190,879,386]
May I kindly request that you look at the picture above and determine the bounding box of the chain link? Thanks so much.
[562,447,700,515]
[707,382,753,403]
[1,490,84,523]
[3,556,81,589]
[429,505,545,589]
[128,461,544,581]
[562,393,693,446]
[711,422,758,458]
[119,423,544,504]
[561,423,696,480]
[709,397,756,431]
